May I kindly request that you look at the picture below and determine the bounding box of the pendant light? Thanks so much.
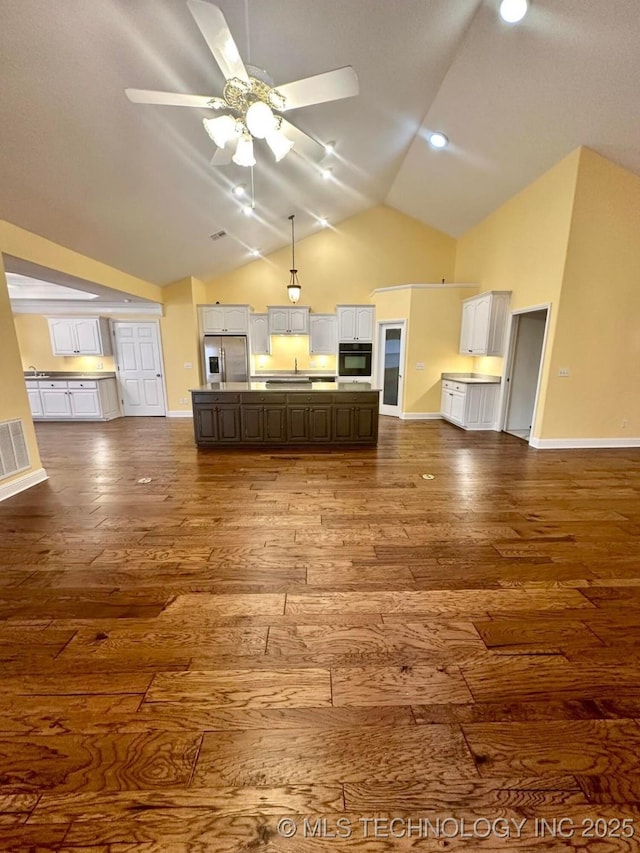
[287,214,301,304]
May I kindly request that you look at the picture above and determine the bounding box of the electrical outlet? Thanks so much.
[184,362,192,369]
[621,419,628,429]
[95,362,103,370]
[415,362,425,371]
[179,397,188,405]
[558,368,570,377]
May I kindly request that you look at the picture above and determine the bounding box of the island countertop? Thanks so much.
[190,381,377,393]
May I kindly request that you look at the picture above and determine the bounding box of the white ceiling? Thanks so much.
[1,0,639,287]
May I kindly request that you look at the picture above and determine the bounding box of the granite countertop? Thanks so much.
[441,372,502,385]
[24,372,116,381]
[191,381,377,393]
[252,371,337,380]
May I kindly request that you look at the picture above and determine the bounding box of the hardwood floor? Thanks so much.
[1,415,640,850]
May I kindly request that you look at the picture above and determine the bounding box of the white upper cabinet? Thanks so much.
[267,306,309,335]
[48,318,112,356]
[200,305,249,335]
[459,291,511,356]
[336,306,374,341]
[309,314,337,354]
[249,314,270,355]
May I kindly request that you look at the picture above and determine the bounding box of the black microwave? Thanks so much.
[338,342,373,377]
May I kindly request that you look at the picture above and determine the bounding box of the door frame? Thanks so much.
[375,319,407,417]
[111,319,168,417]
[498,303,551,442]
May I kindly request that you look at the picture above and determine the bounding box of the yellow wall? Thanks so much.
[206,205,457,312]
[0,255,42,483]
[454,148,581,436]
[253,337,336,374]
[541,149,640,438]
[160,277,203,413]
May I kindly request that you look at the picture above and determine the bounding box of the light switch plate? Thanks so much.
[558,368,570,377]
[184,362,193,369]
[415,363,425,370]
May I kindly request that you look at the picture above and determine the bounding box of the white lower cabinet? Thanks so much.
[440,380,499,430]
[28,378,121,421]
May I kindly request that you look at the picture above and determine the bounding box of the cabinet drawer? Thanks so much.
[192,393,241,404]
[442,380,467,393]
[68,380,97,389]
[39,380,68,389]
[242,392,286,404]
[332,392,378,405]
[286,392,332,404]
[25,380,39,389]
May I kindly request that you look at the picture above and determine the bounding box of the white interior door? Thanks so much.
[504,309,548,439]
[113,322,167,416]
[377,322,406,417]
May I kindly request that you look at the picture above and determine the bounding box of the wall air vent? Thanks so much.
[0,419,30,481]
[209,230,227,241]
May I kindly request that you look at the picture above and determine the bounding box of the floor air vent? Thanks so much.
[0,419,30,481]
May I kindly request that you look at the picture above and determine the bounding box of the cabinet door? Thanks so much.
[49,320,78,355]
[308,406,332,442]
[264,406,286,441]
[241,406,264,441]
[41,389,72,417]
[27,389,43,417]
[74,319,102,355]
[450,391,466,424]
[69,389,102,418]
[223,307,249,334]
[216,405,242,441]
[459,301,476,354]
[268,308,290,334]
[249,315,270,355]
[441,387,453,418]
[288,308,309,334]
[309,315,337,354]
[337,308,357,341]
[196,406,217,439]
[471,296,491,354]
[200,307,225,334]
[353,405,377,441]
[355,308,374,342]
[333,405,354,440]
[286,406,309,441]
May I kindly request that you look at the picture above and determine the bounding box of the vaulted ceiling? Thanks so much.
[1,0,638,286]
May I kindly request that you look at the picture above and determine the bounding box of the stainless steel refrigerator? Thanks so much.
[203,335,249,383]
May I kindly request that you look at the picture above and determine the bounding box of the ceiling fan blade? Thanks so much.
[186,0,250,83]
[279,119,326,162]
[125,89,216,108]
[277,66,359,111]
[210,145,234,166]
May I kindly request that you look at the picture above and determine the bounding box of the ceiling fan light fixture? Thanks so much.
[265,125,294,162]
[233,133,256,167]
[245,100,276,139]
[499,0,529,23]
[203,114,239,149]
[428,132,449,150]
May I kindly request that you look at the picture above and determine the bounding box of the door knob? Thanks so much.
[156,373,162,377]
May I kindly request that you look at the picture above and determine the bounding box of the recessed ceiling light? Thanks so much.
[123,298,132,303]
[320,168,332,180]
[317,218,328,228]
[232,185,245,197]
[249,249,260,257]
[499,0,529,23]
[428,132,449,150]
[242,204,254,216]
[324,142,335,156]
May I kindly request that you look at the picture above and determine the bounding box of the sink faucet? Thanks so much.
[294,357,298,374]
[27,364,38,376]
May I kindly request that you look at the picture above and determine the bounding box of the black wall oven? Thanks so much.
[338,342,373,377]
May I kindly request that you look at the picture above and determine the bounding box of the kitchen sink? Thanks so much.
[265,378,313,385]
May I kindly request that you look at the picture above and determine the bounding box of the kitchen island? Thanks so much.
[190,381,379,447]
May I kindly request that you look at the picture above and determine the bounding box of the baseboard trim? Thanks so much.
[0,467,48,503]
[399,412,442,421]
[166,410,193,418]
[530,437,640,449]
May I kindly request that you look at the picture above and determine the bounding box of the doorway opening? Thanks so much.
[502,307,549,442]
[376,321,406,417]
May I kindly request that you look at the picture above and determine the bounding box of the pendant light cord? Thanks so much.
[289,214,295,269]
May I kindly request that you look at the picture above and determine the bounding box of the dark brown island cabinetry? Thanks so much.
[191,385,379,447]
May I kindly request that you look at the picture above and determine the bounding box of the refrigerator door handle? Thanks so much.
[220,347,226,382]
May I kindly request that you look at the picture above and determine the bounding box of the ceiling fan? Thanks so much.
[125,0,359,167]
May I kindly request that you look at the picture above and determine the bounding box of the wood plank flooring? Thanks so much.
[1,415,640,850]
